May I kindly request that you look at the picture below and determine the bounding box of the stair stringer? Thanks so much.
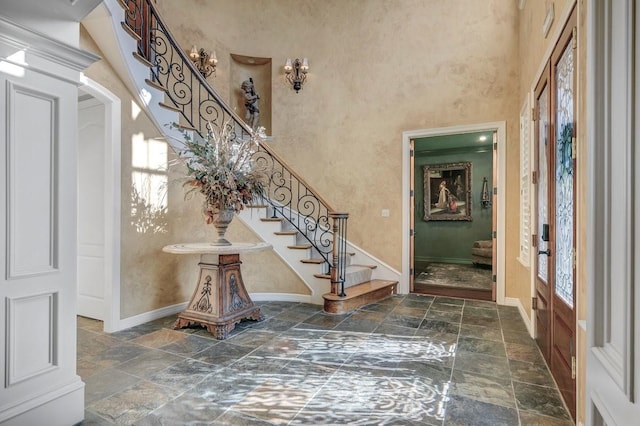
[82,0,186,148]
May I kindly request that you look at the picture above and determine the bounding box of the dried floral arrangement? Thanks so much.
[168,121,267,223]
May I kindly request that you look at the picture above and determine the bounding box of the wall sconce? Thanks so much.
[481,177,492,209]
[284,58,309,92]
[188,45,217,78]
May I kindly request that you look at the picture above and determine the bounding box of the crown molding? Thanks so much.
[0,16,100,72]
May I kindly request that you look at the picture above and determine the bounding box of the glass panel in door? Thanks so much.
[537,86,550,283]
[554,43,575,308]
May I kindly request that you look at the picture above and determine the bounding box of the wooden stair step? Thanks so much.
[133,51,153,68]
[323,279,398,315]
[314,273,330,279]
[247,204,268,209]
[145,78,166,93]
[159,101,180,112]
[172,122,196,131]
[261,217,283,222]
[274,231,298,236]
[289,244,312,250]
[301,258,324,264]
[120,22,141,42]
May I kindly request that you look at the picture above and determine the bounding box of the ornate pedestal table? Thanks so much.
[163,242,271,339]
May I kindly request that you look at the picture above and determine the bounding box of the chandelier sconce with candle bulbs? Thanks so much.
[284,58,309,92]
[188,45,218,78]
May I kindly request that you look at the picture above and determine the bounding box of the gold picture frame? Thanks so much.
[423,162,472,221]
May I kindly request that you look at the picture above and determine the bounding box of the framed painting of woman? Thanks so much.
[423,162,472,221]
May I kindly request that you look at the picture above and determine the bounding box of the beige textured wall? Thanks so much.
[156,0,520,274]
[80,27,309,319]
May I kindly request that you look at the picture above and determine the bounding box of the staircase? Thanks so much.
[237,204,398,308]
[83,0,399,311]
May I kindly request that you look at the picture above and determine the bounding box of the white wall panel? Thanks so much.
[0,14,98,422]
[6,83,58,278]
[587,0,640,423]
[5,293,57,386]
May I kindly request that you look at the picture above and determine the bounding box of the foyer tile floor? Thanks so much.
[78,296,573,425]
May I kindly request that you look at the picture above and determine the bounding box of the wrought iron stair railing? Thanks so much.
[120,0,349,297]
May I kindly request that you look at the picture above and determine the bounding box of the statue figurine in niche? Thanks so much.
[241,78,260,129]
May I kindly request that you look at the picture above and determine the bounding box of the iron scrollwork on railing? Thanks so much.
[121,0,348,294]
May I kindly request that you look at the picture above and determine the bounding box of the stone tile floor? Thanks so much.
[414,263,492,291]
[78,295,573,425]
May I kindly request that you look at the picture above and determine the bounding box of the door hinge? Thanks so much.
[532,234,538,247]
[571,137,577,160]
[493,142,498,151]
[572,26,577,50]
[532,171,538,184]
[410,268,414,276]
[492,274,497,283]
[571,356,576,379]
[410,229,415,237]
[492,231,497,238]
[573,248,577,270]
[493,187,497,195]
[531,107,536,122]
[532,296,538,310]
[410,149,414,157]
[410,189,414,197]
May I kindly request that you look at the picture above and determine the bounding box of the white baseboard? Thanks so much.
[0,378,84,425]
[114,302,188,332]
[503,296,534,337]
[249,293,313,303]
[111,294,315,332]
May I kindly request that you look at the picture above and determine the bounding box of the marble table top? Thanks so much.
[162,241,272,255]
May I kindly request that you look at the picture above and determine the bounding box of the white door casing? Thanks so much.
[77,77,121,332]
[402,122,506,304]
[586,0,640,424]
[78,97,106,320]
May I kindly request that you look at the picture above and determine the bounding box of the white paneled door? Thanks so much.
[78,97,106,320]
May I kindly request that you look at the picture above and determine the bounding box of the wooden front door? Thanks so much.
[533,6,577,420]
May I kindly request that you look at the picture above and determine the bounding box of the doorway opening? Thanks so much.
[77,76,121,332]
[401,122,506,304]
[413,131,494,300]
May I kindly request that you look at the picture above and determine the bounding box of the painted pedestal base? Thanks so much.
[163,242,271,339]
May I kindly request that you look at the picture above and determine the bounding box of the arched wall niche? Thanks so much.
[230,53,272,135]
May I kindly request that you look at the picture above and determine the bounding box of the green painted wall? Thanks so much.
[414,149,493,264]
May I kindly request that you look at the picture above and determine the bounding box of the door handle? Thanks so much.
[538,249,551,256]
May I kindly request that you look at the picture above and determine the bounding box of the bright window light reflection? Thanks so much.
[0,50,26,77]
[130,133,169,234]
[131,100,141,120]
[140,87,152,106]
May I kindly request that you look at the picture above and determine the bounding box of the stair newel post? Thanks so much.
[330,212,349,297]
